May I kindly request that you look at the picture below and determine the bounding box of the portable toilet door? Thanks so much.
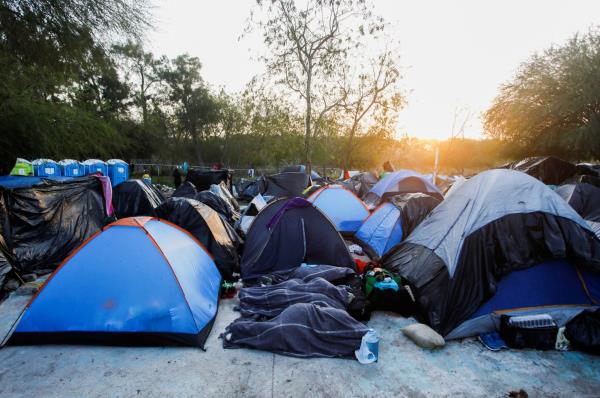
[10,158,34,176]
[33,159,61,177]
[59,159,84,177]
[107,159,129,187]
[83,159,108,176]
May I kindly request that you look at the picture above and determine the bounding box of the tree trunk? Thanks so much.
[304,64,312,176]
[140,69,148,128]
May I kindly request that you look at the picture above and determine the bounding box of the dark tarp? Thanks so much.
[172,181,197,199]
[390,192,442,237]
[0,176,106,276]
[222,302,368,358]
[195,190,239,225]
[565,308,600,354]
[264,172,310,198]
[177,181,240,224]
[241,198,356,280]
[576,163,600,178]
[565,174,600,189]
[237,277,350,318]
[502,156,577,185]
[112,180,164,218]
[237,177,267,201]
[555,183,600,222]
[281,165,322,181]
[382,169,600,337]
[341,172,378,199]
[155,197,241,280]
[211,182,240,212]
[0,250,12,298]
[154,184,175,199]
[186,169,231,191]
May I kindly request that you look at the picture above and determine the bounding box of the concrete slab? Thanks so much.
[1,295,599,398]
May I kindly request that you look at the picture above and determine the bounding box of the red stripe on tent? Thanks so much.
[112,216,153,227]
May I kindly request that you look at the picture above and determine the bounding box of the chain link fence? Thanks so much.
[130,160,344,187]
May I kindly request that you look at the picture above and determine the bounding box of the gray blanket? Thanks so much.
[258,264,356,285]
[238,277,350,318]
[223,303,368,358]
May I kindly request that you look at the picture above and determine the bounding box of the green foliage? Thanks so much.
[0,0,514,176]
[484,28,600,161]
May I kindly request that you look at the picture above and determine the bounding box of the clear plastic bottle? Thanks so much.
[355,328,379,364]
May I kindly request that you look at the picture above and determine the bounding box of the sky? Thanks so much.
[148,0,600,140]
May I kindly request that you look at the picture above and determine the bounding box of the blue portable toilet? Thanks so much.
[8,217,222,347]
[32,159,61,177]
[307,185,370,234]
[58,159,84,177]
[107,159,129,187]
[82,159,108,176]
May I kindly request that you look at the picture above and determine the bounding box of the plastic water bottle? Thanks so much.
[355,328,379,364]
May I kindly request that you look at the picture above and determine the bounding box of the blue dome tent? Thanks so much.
[307,185,369,234]
[364,170,442,207]
[355,193,441,258]
[8,217,221,347]
[355,203,403,258]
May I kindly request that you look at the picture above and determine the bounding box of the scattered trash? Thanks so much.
[355,328,379,364]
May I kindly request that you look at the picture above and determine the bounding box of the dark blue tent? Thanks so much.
[9,217,221,347]
[241,198,355,280]
[447,259,600,339]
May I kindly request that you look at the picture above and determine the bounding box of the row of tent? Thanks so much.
[2,157,600,356]
[10,158,129,186]
[236,168,600,347]
[2,170,243,347]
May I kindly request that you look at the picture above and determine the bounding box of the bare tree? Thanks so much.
[249,0,381,173]
[339,49,403,169]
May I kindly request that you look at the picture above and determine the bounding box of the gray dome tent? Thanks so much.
[241,197,355,280]
[382,169,600,337]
